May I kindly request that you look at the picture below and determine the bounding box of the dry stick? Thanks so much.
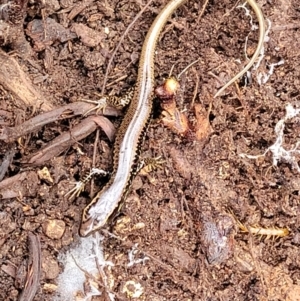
[187,0,209,106]
[91,237,117,300]
[273,23,300,31]
[27,116,115,165]
[0,102,120,143]
[101,0,154,94]
[190,69,199,107]
[18,233,41,301]
[0,50,52,111]
[105,74,128,88]
[169,0,208,80]
[177,58,200,79]
[214,0,266,97]
[196,0,210,23]
[171,0,208,106]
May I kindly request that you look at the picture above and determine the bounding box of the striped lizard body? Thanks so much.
[79,0,265,237]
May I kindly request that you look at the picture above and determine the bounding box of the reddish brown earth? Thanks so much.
[1,0,300,300]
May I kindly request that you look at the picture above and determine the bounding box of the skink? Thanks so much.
[79,0,265,237]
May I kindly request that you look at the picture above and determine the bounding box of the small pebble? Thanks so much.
[42,257,60,280]
[43,283,58,292]
[43,219,65,239]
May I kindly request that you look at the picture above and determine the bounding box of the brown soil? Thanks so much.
[1,0,300,300]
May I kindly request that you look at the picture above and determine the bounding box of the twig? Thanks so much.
[101,0,154,94]
[0,102,120,143]
[18,233,41,301]
[177,59,200,79]
[190,68,199,107]
[26,115,116,165]
[196,0,210,23]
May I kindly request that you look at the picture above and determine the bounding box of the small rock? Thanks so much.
[132,222,145,230]
[37,167,53,184]
[43,283,58,292]
[43,219,66,239]
[43,0,60,15]
[82,51,105,70]
[42,257,60,280]
[114,216,131,234]
[61,227,73,246]
[0,212,16,246]
[1,263,16,278]
[22,220,39,232]
[292,232,300,245]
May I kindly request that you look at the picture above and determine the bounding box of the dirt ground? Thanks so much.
[1,0,300,300]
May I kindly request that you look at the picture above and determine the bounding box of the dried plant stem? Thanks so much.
[101,0,154,94]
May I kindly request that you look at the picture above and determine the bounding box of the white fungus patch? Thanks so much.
[257,59,284,85]
[238,3,276,86]
[240,104,300,172]
[53,234,114,301]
